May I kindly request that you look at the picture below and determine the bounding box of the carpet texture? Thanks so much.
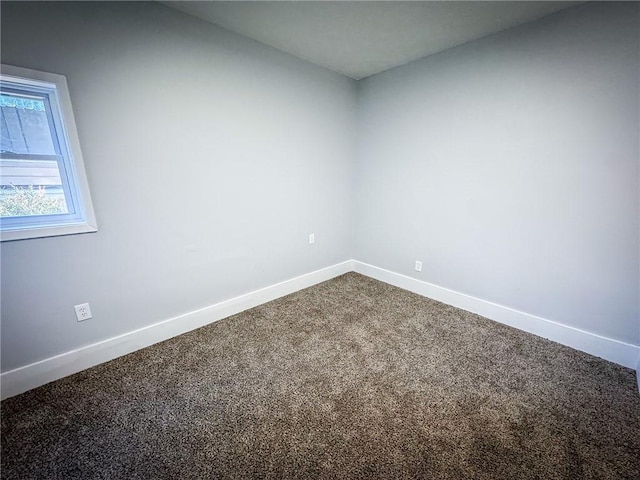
[1,273,639,479]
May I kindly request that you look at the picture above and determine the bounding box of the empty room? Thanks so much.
[1,1,638,478]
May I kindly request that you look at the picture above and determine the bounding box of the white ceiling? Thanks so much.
[164,1,582,80]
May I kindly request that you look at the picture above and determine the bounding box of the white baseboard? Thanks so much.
[353,260,640,370]
[3,258,638,400]
[0,260,353,400]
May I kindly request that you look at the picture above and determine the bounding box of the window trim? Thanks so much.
[1,64,97,241]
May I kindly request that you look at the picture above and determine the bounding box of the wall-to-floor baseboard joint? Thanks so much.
[2,259,638,399]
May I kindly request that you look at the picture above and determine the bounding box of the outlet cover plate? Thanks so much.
[74,303,93,322]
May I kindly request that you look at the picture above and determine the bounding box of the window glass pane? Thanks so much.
[1,89,69,218]
[1,93,56,155]
[0,159,69,217]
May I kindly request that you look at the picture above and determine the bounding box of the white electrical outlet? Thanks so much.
[74,303,93,322]
[309,233,315,244]
[415,260,422,272]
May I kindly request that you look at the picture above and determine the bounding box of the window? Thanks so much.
[0,64,96,241]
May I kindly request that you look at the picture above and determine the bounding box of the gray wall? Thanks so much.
[1,2,357,371]
[355,2,639,345]
[2,1,638,374]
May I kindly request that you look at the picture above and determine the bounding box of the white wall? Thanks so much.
[355,2,639,346]
[0,1,357,372]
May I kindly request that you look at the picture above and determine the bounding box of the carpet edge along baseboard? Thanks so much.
[1,259,638,399]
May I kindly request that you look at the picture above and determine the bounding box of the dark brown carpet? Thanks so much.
[2,273,639,479]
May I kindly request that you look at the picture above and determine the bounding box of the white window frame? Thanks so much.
[0,64,97,241]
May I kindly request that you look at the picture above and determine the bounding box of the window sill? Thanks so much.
[0,221,98,242]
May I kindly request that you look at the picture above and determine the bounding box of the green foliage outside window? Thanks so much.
[0,185,67,217]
